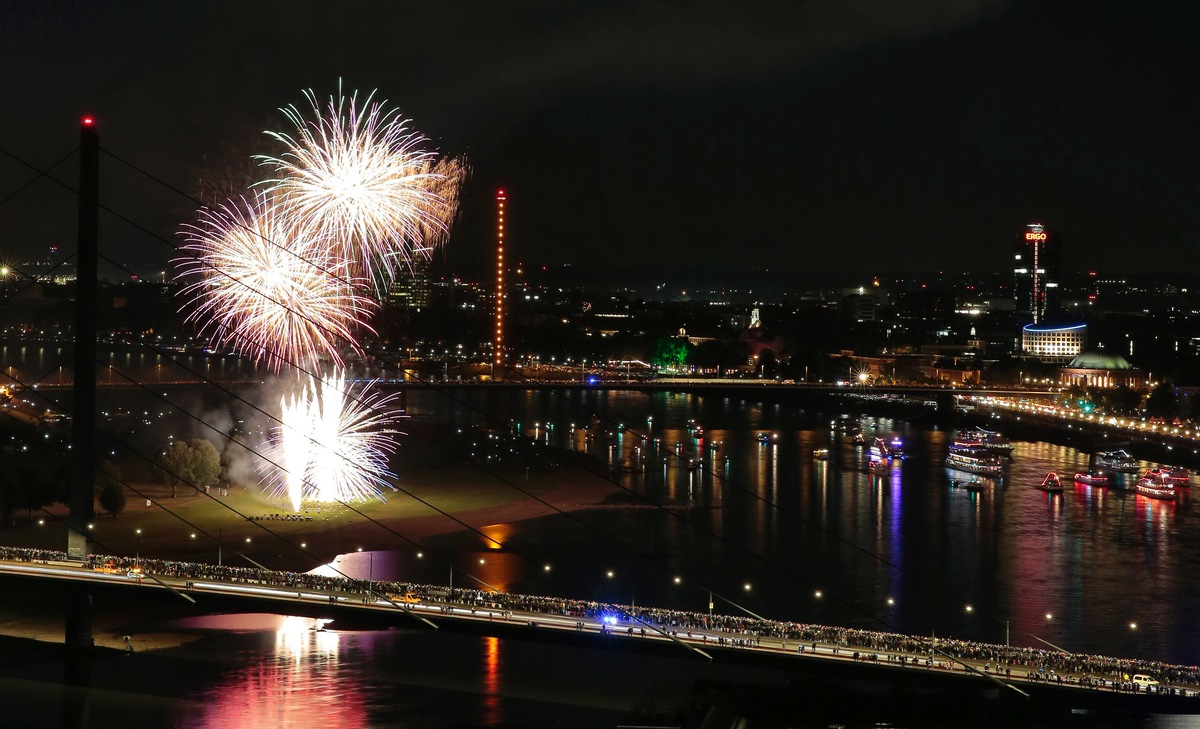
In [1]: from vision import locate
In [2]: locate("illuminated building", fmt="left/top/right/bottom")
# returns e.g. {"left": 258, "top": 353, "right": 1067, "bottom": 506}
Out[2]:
{"left": 1013, "top": 223, "right": 1061, "bottom": 324}
{"left": 386, "top": 246, "right": 432, "bottom": 313}
{"left": 494, "top": 189, "right": 506, "bottom": 376}
{"left": 1021, "top": 323, "right": 1085, "bottom": 362}
{"left": 1059, "top": 351, "right": 1142, "bottom": 389}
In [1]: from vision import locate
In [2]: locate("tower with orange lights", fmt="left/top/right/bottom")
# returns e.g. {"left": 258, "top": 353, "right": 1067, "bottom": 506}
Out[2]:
{"left": 493, "top": 189, "right": 506, "bottom": 378}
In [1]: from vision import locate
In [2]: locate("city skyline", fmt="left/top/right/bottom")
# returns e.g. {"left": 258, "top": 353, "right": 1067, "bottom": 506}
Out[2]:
{"left": 1, "top": 1, "right": 1198, "bottom": 278}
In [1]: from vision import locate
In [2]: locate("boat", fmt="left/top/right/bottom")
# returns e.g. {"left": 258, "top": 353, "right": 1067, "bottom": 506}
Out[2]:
{"left": 1037, "top": 471, "right": 1064, "bottom": 493}
{"left": 870, "top": 436, "right": 905, "bottom": 460}
{"left": 1134, "top": 471, "right": 1177, "bottom": 500}
{"left": 1093, "top": 450, "right": 1140, "bottom": 473}
{"left": 958, "top": 427, "right": 1013, "bottom": 454}
{"left": 1072, "top": 471, "right": 1109, "bottom": 486}
{"left": 812, "top": 448, "right": 830, "bottom": 460}
{"left": 945, "top": 450, "right": 1005, "bottom": 476}
{"left": 950, "top": 477, "right": 985, "bottom": 492}
{"left": 756, "top": 433, "right": 774, "bottom": 444}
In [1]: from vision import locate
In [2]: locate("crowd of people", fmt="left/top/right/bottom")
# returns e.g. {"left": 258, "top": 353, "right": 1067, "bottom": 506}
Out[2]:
{"left": 0, "top": 544, "right": 1194, "bottom": 693}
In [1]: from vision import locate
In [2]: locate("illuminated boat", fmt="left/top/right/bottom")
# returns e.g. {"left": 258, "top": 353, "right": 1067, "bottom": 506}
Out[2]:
{"left": 812, "top": 448, "right": 830, "bottom": 460}
{"left": 1072, "top": 471, "right": 1109, "bottom": 486}
{"left": 958, "top": 427, "right": 1013, "bottom": 454}
{"left": 945, "top": 450, "right": 1004, "bottom": 476}
{"left": 871, "top": 436, "right": 906, "bottom": 460}
{"left": 1134, "top": 471, "right": 1177, "bottom": 500}
{"left": 1094, "top": 450, "right": 1140, "bottom": 473}
{"left": 1037, "top": 471, "right": 1064, "bottom": 493}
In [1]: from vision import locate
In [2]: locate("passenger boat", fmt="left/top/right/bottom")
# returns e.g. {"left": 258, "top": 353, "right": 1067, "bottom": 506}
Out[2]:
{"left": 812, "top": 448, "right": 830, "bottom": 460}
{"left": 756, "top": 433, "right": 773, "bottom": 444}
{"left": 1134, "top": 472, "right": 1177, "bottom": 500}
{"left": 1093, "top": 449, "right": 1140, "bottom": 473}
{"left": 1072, "top": 471, "right": 1109, "bottom": 486}
{"left": 945, "top": 450, "right": 1005, "bottom": 476}
{"left": 870, "top": 436, "right": 906, "bottom": 461}
{"left": 1038, "top": 471, "right": 1064, "bottom": 493}
{"left": 958, "top": 427, "right": 1014, "bottom": 454}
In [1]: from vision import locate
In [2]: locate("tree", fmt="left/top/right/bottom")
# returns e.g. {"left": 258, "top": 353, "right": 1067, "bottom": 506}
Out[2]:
{"left": 189, "top": 438, "right": 221, "bottom": 494}
{"left": 1099, "top": 386, "right": 1141, "bottom": 416}
{"left": 15, "top": 466, "right": 55, "bottom": 522}
{"left": 650, "top": 338, "right": 692, "bottom": 372}
{"left": 155, "top": 438, "right": 221, "bottom": 497}
{"left": 96, "top": 460, "right": 126, "bottom": 518}
{"left": 1145, "top": 383, "right": 1179, "bottom": 420}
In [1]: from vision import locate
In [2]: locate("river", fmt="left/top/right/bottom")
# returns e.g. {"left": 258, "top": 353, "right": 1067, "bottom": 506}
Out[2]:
{"left": 2, "top": 382, "right": 1198, "bottom": 727}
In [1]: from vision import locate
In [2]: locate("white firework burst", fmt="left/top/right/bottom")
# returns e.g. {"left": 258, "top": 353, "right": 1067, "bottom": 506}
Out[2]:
{"left": 255, "top": 84, "right": 466, "bottom": 286}
{"left": 175, "top": 191, "right": 377, "bottom": 371}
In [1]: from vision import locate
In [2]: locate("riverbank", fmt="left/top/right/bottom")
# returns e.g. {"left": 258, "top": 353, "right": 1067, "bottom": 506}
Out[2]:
{"left": 0, "top": 420, "right": 625, "bottom": 574}
{"left": 0, "top": 584, "right": 202, "bottom": 653}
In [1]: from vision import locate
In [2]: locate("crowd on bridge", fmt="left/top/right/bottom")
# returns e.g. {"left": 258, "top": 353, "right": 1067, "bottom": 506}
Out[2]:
{"left": 0, "top": 544, "right": 1194, "bottom": 694}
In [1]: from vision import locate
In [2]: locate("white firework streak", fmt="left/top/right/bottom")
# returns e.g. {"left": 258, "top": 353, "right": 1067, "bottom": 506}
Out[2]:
{"left": 255, "top": 84, "right": 465, "bottom": 286}
{"left": 265, "top": 370, "right": 402, "bottom": 510}
{"left": 175, "top": 191, "right": 377, "bottom": 371}
{"left": 277, "top": 389, "right": 313, "bottom": 512}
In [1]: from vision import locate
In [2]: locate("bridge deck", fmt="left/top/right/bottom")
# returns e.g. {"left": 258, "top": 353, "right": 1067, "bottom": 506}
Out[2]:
{"left": 0, "top": 554, "right": 1195, "bottom": 703}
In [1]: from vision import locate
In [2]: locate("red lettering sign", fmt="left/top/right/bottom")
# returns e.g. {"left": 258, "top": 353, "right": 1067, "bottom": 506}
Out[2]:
{"left": 1025, "top": 232, "right": 1048, "bottom": 241}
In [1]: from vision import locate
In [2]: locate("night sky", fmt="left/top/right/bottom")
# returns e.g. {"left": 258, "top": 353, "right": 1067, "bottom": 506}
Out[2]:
{"left": 1, "top": 0, "right": 1197, "bottom": 281}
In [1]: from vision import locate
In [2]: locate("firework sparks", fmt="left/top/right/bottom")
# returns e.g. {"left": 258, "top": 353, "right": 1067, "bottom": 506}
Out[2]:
{"left": 265, "top": 371, "right": 402, "bottom": 507}
{"left": 255, "top": 85, "right": 466, "bottom": 286}
{"left": 175, "top": 192, "right": 377, "bottom": 371}
{"left": 177, "top": 84, "right": 462, "bottom": 510}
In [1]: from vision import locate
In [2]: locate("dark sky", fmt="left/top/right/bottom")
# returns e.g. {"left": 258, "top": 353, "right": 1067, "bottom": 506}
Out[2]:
{"left": 1, "top": 0, "right": 1197, "bottom": 281}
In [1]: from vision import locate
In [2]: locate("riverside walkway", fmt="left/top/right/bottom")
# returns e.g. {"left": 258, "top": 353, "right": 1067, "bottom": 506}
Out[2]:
{"left": 0, "top": 545, "right": 1196, "bottom": 700}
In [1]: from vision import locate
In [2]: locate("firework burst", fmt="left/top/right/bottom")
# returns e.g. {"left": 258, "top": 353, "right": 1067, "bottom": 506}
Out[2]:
{"left": 255, "top": 85, "right": 466, "bottom": 286}
{"left": 264, "top": 371, "right": 402, "bottom": 508}
{"left": 176, "top": 192, "right": 377, "bottom": 371}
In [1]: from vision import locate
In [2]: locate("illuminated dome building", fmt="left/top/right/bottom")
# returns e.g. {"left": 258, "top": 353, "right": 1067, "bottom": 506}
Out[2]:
{"left": 1059, "top": 351, "right": 1143, "bottom": 389}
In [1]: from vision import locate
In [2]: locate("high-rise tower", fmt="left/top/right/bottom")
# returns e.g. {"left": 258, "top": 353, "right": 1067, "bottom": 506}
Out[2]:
{"left": 494, "top": 189, "right": 506, "bottom": 376}
{"left": 1013, "top": 222, "right": 1061, "bottom": 324}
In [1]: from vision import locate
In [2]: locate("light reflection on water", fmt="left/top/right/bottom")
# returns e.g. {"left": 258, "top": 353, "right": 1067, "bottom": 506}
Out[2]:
{"left": 392, "top": 390, "right": 1200, "bottom": 665}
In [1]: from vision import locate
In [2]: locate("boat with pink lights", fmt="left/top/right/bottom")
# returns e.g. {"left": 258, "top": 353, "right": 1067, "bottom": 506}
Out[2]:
{"left": 1037, "top": 471, "right": 1064, "bottom": 493}
{"left": 1072, "top": 471, "right": 1109, "bottom": 486}
{"left": 1134, "top": 471, "right": 1177, "bottom": 500}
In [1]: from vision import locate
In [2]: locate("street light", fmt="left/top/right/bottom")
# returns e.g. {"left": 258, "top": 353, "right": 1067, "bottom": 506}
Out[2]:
{"left": 135, "top": 528, "right": 142, "bottom": 567}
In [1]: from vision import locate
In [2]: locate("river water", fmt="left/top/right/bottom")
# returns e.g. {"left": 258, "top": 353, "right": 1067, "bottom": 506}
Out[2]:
{"left": 3, "top": 381, "right": 1199, "bottom": 727}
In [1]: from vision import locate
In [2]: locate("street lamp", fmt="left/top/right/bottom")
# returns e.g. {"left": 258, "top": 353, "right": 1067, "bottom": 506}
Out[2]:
{"left": 135, "top": 528, "right": 141, "bottom": 567}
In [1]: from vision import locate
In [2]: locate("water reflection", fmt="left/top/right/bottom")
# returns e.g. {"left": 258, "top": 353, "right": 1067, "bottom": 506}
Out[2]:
{"left": 177, "top": 615, "right": 365, "bottom": 729}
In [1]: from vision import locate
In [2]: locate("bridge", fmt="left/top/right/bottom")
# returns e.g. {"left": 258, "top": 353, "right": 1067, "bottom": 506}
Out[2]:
{"left": 1, "top": 546, "right": 1197, "bottom": 715}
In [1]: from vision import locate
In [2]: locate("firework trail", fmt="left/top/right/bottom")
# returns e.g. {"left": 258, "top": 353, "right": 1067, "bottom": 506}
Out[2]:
{"left": 265, "top": 371, "right": 402, "bottom": 507}
{"left": 176, "top": 191, "right": 377, "bottom": 371}
{"left": 255, "top": 84, "right": 466, "bottom": 287}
